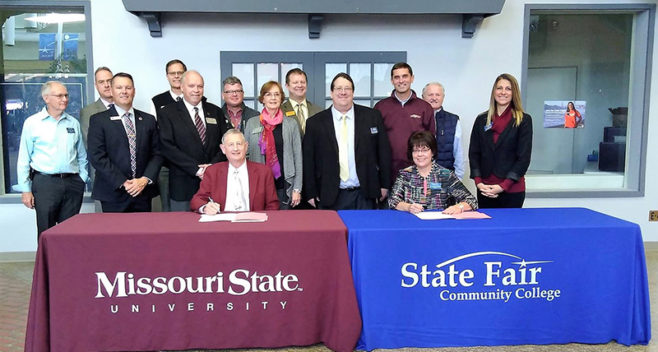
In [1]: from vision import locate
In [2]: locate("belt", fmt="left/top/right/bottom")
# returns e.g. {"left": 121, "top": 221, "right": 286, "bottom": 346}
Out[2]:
{"left": 33, "top": 170, "right": 78, "bottom": 178}
{"left": 340, "top": 186, "right": 360, "bottom": 191}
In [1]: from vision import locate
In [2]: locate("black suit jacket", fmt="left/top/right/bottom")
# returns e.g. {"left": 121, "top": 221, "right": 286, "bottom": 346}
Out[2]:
{"left": 302, "top": 104, "right": 392, "bottom": 208}
{"left": 469, "top": 112, "right": 533, "bottom": 181}
{"left": 88, "top": 106, "right": 162, "bottom": 202}
{"left": 158, "top": 100, "right": 230, "bottom": 201}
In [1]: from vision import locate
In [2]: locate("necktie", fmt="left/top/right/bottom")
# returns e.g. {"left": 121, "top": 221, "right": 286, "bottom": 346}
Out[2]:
{"left": 176, "top": 96, "right": 182, "bottom": 102}
{"left": 233, "top": 169, "right": 247, "bottom": 211}
{"left": 122, "top": 112, "right": 137, "bottom": 178}
{"left": 194, "top": 107, "right": 207, "bottom": 145}
{"left": 296, "top": 103, "right": 306, "bottom": 132}
{"left": 339, "top": 115, "right": 349, "bottom": 182}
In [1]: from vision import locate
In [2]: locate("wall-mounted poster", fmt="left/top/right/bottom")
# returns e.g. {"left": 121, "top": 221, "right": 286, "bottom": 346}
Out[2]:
{"left": 543, "top": 101, "right": 586, "bottom": 128}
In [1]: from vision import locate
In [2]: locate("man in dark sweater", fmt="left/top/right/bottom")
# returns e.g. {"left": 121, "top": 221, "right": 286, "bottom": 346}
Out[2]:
{"left": 150, "top": 59, "right": 187, "bottom": 212}
{"left": 422, "top": 82, "right": 464, "bottom": 179}
{"left": 374, "top": 62, "right": 435, "bottom": 183}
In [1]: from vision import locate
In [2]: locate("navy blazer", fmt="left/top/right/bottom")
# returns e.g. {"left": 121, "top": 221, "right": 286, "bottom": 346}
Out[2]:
{"left": 302, "top": 104, "right": 392, "bottom": 208}
{"left": 88, "top": 105, "right": 162, "bottom": 202}
{"left": 158, "top": 100, "right": 230, "bottom": 201}
{"left": 468, "top": 112, "right": 533, "bottom": 182}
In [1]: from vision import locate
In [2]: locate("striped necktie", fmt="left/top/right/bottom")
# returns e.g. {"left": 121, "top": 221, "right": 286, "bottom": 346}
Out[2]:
{"left": 122, "top": 112, "right": 137, "bottom": 178}
{"left": 194, "top": 107, "right": 207, "bottom": 145}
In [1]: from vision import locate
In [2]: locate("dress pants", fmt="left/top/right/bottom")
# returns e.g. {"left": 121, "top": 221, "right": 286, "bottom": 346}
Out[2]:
{"left": 320, "top": 188, "right": 376, "bottom": 210}
{"left": 477, "top": 190, "right": 525, "bottom": 208}
{"left": 31, "top": 173, "right": 85, "bottom": 237}
{"left": 170, "top": 199, "right": 191, "bottom": 212}
{"left": 157, "top": 167, "right": 170, "bottom": 212}
{"left": 101, "top": 197, "right": 151, "bottom": 213}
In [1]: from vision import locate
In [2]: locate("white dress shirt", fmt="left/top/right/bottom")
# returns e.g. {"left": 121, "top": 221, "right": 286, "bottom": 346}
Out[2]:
{"left": 331, "top": 105, "right": 359, "bottom": 188}
{"left": 224, "top": 161, "right": 250, "bottom": 211}
{"left": 183, "top": 99, "right": 205, "bottom": 128}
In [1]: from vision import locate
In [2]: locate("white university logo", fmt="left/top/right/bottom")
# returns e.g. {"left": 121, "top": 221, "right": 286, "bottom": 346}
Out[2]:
{"left": 94, "top": 269, "right": 302, "bottom": 314}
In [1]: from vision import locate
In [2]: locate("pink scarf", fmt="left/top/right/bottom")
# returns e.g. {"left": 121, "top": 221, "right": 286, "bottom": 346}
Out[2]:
{"left": 259, "top": 108, "right": 284, "bottom": 179}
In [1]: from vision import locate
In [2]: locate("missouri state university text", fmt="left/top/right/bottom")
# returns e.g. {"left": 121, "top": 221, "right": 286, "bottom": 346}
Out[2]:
{"left": 95, "top": 270, "right": 302, "bottom": 298}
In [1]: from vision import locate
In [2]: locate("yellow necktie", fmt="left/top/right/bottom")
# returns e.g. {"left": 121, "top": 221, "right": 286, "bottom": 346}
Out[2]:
{"left": 339, "top": 115, "right": 349, "bottom": 182}
{"left": 296, "top": 103, "right": 306, "bottom": 132}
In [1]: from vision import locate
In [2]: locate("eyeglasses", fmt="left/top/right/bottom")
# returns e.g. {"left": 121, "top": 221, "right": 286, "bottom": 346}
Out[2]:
{"left": 167, "top": 71, "right": 184, "bottom": 77}
{"left": 49, "top": 94, "right": 69, "bottom": 99}
{"left": 223, "top": 89, "right": 244, "bottom": 95}
{"left": 412, "top": 147, "right": 431, "bottom": 154}
{"left": 333, "top": 86, "right": 353, "bottom": 93}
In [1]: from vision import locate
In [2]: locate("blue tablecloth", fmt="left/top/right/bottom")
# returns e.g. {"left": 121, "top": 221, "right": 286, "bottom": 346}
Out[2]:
{"left": 340, "top": 208, "right": 651, "bottom": 350}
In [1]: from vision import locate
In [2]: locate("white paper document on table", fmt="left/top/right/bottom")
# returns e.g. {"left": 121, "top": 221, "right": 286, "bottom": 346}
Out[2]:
{"left": 414, "top": 212, "right": 455, "bottom": 220}
{"left": 414, "top": 211, "right": 491, "bottom": 220}
{"left": 199, "top": 212, "right": 269, "bottom": 223}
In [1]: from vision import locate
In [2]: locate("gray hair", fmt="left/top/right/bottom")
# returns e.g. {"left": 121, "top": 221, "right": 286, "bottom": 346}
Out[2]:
{"left": 41, "top": 81, "right": 63, "bottom": 98}
{"left": 222, "top": 76, "right": 242, "bottom": 87}
{"left": 421, "top": 82, "right": 445, "bottom": 97}
{"left": 221, "top": 128, "right": 245, "bottom": 144}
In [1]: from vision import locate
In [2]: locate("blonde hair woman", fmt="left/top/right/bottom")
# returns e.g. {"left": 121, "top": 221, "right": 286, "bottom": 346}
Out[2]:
{"left": 468, "top": 73, "right": 532, "bottom": 208}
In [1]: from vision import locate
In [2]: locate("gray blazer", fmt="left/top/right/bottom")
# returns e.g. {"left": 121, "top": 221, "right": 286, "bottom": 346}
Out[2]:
{"left": 79, "top": 98, "right": 107, "bottom": 147}
{"left": 244, "top": 116, "right": 303, "bottom": 199}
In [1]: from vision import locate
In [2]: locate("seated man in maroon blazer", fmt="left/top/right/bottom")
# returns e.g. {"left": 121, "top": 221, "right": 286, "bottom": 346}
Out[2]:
{"left": 190, "top": 129, "right": 279, "bottom": 213}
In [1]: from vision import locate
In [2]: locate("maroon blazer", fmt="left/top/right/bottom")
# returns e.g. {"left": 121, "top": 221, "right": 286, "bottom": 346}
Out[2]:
{"left": 190, "top": 160, "right": 280, "bottom": 212}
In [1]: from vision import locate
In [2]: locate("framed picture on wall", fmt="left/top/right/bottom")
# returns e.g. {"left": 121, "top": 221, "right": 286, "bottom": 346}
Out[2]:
{"left": 543, "top": 100, "right": 586, "bottom": 128}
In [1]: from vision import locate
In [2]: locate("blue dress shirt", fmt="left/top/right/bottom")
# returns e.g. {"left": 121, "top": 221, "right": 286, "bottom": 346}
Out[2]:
{"left": 16, "top": 107, "right": 89, "bottom": 192}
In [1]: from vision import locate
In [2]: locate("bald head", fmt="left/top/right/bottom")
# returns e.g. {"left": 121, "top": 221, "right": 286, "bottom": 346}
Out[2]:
{"left": 181, "top": 70, "right": 204, "bottom": 106}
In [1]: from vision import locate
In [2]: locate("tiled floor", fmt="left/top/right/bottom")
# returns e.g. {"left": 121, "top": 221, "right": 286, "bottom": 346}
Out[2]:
{"left": 2, "top": 250, "right": 656, "bottom": 352}
{"left": 0, "top": 262, "right": 32, "bottom": 351}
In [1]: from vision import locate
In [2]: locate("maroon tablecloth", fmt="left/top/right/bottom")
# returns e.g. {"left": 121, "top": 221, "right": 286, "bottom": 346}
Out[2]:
{"left": 25, "top": 210, "right": 361, "bottom": 352}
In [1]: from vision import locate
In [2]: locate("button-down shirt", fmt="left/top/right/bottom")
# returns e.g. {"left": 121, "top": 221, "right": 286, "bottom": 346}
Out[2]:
{"left": 331, "top": 105, "right": 359, "bottom": 188}
{"left": 224, "top": 161, "right": 250, "bottom": 211}
{"left": 16, "top": 107, "right": 89, "bottom": 192}
{"left": 394, "top": 91, "right": 412, "bottom": 107}
{"left": 149, "top": 89, "right": 183, "bottom": 117}
{"left": 290, "top": 99, "right": 309, "bottom": 122}
{"left": 183, "top": 99, "right": 205, "bottom": 128}
{"left": 435, "top": 107, "right": 464, "bottom": 179}
{"left": 113, "top": 105, "right": 136, "bottom": 137}
{"left": 226, "top": 107, "right": 243, "bottom": 130}
{"left": 100, "top": 97, "right": 112, "bottom": 110}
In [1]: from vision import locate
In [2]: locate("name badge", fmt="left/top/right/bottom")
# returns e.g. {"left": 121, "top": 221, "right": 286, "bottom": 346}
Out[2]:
{"left": 110, "top": 116, "right": 122, "bottom": 121}
{"left": 285, "top": 111, "right": 296, "bottom": 117}
{"left": 370, "top": 127, "right": 378, "bottom": 134}
{"left": 66, "top": 127, "right": 75, "bottom": 134}
{"left": 206, "top": 118, "right": 217, "bottom": 124}
{"left": 410, "top": 114, "right": 421, "bottom": 119}
{"left": 429, "top": 182, "right": 442, "bottom": 190}
{"left": 484, "top": 122, "right": 492, "bottom": 132}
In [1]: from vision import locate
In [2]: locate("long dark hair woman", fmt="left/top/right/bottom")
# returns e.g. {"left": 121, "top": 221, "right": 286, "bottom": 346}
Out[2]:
{"left": 564, "top": 101, "right": 582, "bottom": 128}
{"left": 468, "top": 73, "right": 532, "bottom": 208}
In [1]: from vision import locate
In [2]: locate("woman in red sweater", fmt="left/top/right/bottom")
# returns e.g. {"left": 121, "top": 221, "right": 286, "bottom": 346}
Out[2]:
{"left": 564, "top": 101, "right": 582, "bottom": 128}
{"left": 468, "top": 73, "right": 533, "bottom": 208}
